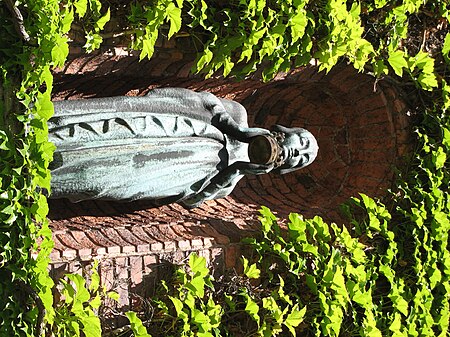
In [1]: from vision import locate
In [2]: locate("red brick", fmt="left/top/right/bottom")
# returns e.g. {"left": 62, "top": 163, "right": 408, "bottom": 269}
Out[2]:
{"left": 122, "top": 245, "right": 136, "bottom": 253}
{"left": 335, "top": 145, "right": 351, "bottom": 164}
{"left": 115, "top": 257, "right": 130, "bottom": 309}
{"left": 164, "top": 241, "right": 176, "bottom": 251}
{"left": 129, "top": 256, "right": 143, "bottom": 285}
{"left": 107, "top": 246, "right": 121, "bottom": 254}
{"left": 56, "top": 233, "right": 81, "bottom": 250}
{"left": 356, "top": 94, "right": 387, "bottom": 113}
{"left": 150, "top": 242, "right": 164, "bottom": 252}
{"left": 191, "top": 239, "right": 204, "bottom": 248}
{"left": 194, "top": 224, "right": 230, "bottom": 245}
{"left": 143, "top": 255, "right": 158, "bottom": 274}
{"left": 177, "top": 240, "right": 191, "bottom": 251}
{"left": 224, "top": 245, "right": 241, "bottom": 269}
{"left": 78, "top": 248, "right": 92, "bottom": 260}
{"left": 62, "top": 249, "right": 77, "bottom": 260}
{"left": 137, "top": 244, "right": 151, "bottom": 253}
{"left": 50, "top": 249, "right": 62, "bottom": 262}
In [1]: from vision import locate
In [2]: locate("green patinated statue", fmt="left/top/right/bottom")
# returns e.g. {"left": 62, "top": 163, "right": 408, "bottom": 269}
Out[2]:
{"left": 49, "top": 88, "right": 318, "bottom": 208}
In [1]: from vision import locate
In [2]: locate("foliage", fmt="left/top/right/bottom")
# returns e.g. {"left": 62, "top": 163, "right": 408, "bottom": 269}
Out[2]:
{"left": 121, "top": 0, "right": 447, "bottom": 88}
{"left": 141, "top": 252, "right": 305, "bottom": 336}
{"left": 47, "top": 260, "right": 119, "bottom": 337}
{"left": 131, "top": 189, "right": 448, "bottom": 336}
{"left": 128, "top": 0, "right": 183, "bottom": 60}
{"left": 0, "top": 0, "right": 109, "bottom": 336}
{"left": 1, "top": 0, "right": 450, "bottom": 337}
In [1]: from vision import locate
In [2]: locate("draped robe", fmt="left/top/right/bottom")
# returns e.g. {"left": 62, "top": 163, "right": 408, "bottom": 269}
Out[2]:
{"left": 49, "top": 88, "right": 251, "bottom": 207}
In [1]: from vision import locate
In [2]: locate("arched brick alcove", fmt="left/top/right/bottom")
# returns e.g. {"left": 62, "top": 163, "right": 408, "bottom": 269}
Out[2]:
{"left": 50, "top": 59, "right": 410, "bottom": 225}
{"left": 48, "top": 51, "right": 411, "bottom": 321}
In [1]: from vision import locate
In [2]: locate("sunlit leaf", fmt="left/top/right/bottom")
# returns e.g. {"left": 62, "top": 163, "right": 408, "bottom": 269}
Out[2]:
{"left": 388, "top": 50, "right": 408, "bottom": 77}
{"left": 284, "top": 304, "right": 307, "bottom": 336}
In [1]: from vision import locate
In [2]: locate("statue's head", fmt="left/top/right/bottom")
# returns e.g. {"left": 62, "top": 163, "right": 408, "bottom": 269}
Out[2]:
{"left": 271, "top": 125, "right": 319, "bottom": 175}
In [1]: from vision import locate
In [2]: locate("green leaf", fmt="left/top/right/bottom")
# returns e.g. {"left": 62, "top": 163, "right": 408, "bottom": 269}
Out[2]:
{"left": 223, "top": 56, "right": 234, "bottom": 77}
{"left": 442, "top": 32, "right": 450, "bottom": 62}
{"left": 243, "top": 294, "right": 260, "bottom": 324}
{"left": 195, "top": 48, "right": 213, "bottom": 72}
{"left": 189, "top": 253, "right": 209, "bottom": 277}
{"left": 89, "top": 264, "right": 100, "bottom": 292}
{"left": 96, "top": 8, "right": 110, "bottom": 30}
{"left": 284, "top": 304, "right": 306, "bottom": 336}
{"left": 107, "top": 291, "right": 120, "bottom": 302}
{"left": 242, "top": 257, "right": 261, "bottom": 279}
{"left": 74, "top": 0, "right": 88, "bottom": 17}
{"left": 51, "top": 36, "right": 69, "bottom": 68}
{"left": 89, "top": 295, "right": 101, "bottom": 309}
{"left": 169, "top": 296, "right": 184, "bottom": 316}
{"left": 418, "top": 72, "right": 438, "bottom": 90}
{"left": 166, "top": 3, "right": 182, "bottom": 39}
{"left": 442, "top": 127, "right": 450, "bottom": 149}
{"left": 66, "top": 274, "right": 90, "bottom": 304}
{"left": 192, "top": 308, "right": 210, "bottom": 325}
{"left": 289, "top": 10, "right": 308, "bottom": 43}
{"left": 61, "top": 8, "right": 74, "bottom": 34}
{"left": 126, "top": 312, "right": 152, "bottom": 337}
{"left": 388, "top": 50, "right": 408, "bottom": 77}
{"left": 80, "top": 314, "right": 102, "bottom": 337}
{"left": 140, "top": 35, "right": 156, "bottom": 60}
{"left": 433, "top": 147, "right": 446, "bottom": 170}
{"left": 187, "top": 275, "right": 205, "bottom": 298}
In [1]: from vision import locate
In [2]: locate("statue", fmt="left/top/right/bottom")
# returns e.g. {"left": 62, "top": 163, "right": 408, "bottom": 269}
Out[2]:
{"left": 49, "top": 88, "right": 318, "bottom": 208}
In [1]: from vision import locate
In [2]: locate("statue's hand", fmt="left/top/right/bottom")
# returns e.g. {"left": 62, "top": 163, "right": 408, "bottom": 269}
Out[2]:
{"left": 182, "top": 193, "right": 206, "bottom": 209}
{"left": 234, "top": 161, "right": 274, "bottom": 175}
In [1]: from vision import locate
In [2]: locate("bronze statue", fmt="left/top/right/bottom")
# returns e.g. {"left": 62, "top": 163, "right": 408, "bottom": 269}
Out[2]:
{"left": 49, "top": 88, "right": 318, "bottom": 208}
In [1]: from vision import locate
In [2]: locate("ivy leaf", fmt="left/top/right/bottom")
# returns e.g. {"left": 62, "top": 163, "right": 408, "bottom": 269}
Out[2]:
{"left": 187, "top": 276, "right": 205, "bottom": 298}
{"left": 195, "top": 48, "right": 213, "bottom": 72}
{"left": 126, "top": 312, "right": 152, "bottom": 337}
{"left": 284, "top": 304, "right": 307, "bottom": 336}
{"left": 80, "top": 315, "right": 102, "bottom": 337}
{"left": 243, "top": 293, "right": 260, "bottom": 324}
{"left": 166, "top": 3, "right": 182, "bottom": 39}
{"left": 223, "top": 56, "right": 234, "bottom": 77}
{"left": 189, "top": 253, "right": 209, "bottom": 277}
{"left": 169, "top": 296, "right": 184, "bottom": 316}
{"left": 95, "top": 8, "right": 110, "bottom": 30}
{"left": 442, "top": 32, "right": 450, "bottom": 63}
{"left": 388, "top": 50, "right": 408, "bottom": 77}
{"left": 192, "top": 308, "right": 209, "bottom": 325}
{"left": 107, "top": 291, "right": 120, "bottom": 302}
{"left": 418, "top": 72, "right": 438, "bottom": 91}
{"left": 84, "top": 32, "right": 103, "bottom": 53}
{"left": 51, "top": 36, "right": 69, "bottom": 68}
{"left": 61, "top": 8, "right": 74, "bottom": 34}
{"left": 89, "top": 295, "right": 101, "bottom": 309}
{"left": 66, "top": 274, "right": 90, "bottom": 304}
{"left": 242, "top": 257, "right": 260, "bottom": 279}
{"left": 89, "top": 265, "right": 100, "bottom": 292}
{"left": 289, "top": 10, "right": 308, "bottom": 43}
{"left": 442, "top": 127, "right": 450, "bottom": 149}
{"left": 74, "top": 0, "right": 88, "bottom": 17}
{"left": 442, "top": 81, "right": 450, "bottom": 112}
{"left": 433, "top": 146, "right": 446, "bottom": 170}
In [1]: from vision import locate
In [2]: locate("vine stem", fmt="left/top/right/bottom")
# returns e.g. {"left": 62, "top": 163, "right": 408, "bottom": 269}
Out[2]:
{"left": 16, "top": 279, "right": 46, "bottom": 337}
{"left": 4, "top": 0, "right": 31, "bottom": 43}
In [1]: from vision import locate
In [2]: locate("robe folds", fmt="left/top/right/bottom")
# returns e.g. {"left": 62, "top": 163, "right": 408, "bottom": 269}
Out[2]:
{"left": 49, "top": 88, "right": 249, "bottom": 205}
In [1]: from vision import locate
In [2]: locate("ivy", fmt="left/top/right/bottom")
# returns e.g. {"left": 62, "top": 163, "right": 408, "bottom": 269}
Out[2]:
{"left": 2, "top": 0, "right": 450, "bottom": 336}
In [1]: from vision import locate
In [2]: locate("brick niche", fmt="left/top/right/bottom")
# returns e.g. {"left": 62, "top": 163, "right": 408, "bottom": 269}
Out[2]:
{"left": 48, "top": 46, "right": 411, "bottom": 326}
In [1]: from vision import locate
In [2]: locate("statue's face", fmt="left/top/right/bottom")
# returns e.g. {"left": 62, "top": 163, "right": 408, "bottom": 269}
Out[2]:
{"left": 272, "top": 126, "right": 318, "bottom": 174}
